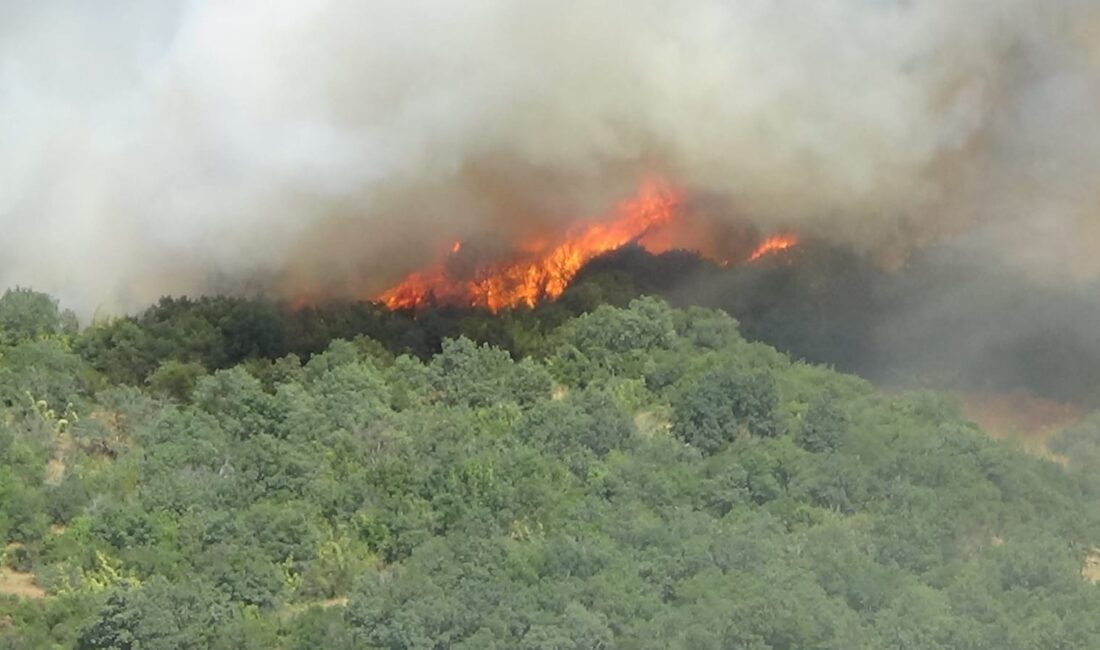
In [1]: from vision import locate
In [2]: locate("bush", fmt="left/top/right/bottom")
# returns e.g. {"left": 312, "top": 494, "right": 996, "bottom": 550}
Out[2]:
{"left": 672, "top": 365, "right": 779, "bottom": 453}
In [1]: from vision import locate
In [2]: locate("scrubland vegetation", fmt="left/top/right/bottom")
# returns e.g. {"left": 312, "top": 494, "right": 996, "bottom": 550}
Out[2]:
{"left": 2, "top": 287, "right": 1100, "bottom": 648}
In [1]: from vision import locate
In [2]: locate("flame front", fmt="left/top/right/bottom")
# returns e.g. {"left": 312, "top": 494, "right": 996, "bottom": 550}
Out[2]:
{"left": 747, "top": 234, "right": 799, "bottom": 262}
{"left": 380, "top": 180, "right": 679, "bottom": 311}
{"left": 378, "top": 180, "right": 798, "bottom": 312}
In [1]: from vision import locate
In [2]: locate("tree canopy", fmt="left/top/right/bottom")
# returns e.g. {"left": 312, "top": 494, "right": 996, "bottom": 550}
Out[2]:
{"left": 1, "top": 289, "right": 1100, "bottom": 648}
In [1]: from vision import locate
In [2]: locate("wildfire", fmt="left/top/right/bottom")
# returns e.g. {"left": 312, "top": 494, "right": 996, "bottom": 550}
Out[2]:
{"left": 747, "top": 234, "right": 799, "bottom": 262}
{"left": 378, "top": 180, "right": 798, "bottom": 312}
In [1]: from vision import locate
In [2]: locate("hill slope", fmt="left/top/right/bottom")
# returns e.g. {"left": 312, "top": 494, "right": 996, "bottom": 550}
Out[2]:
{"left": 2, "top": 291, "right": 1100, "bottom": 648}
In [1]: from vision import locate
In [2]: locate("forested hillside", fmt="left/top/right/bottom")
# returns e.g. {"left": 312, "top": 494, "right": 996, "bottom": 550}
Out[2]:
{"left": 3, "top": 287, "right": 1100, "bottom": 648}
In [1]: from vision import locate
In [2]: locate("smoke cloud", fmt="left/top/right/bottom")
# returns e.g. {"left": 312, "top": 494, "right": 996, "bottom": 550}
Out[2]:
{"left": 2, "top": 0, "right": 1099, "bottom": 313}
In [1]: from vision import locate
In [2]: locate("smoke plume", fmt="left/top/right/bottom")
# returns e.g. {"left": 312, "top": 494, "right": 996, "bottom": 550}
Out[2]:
{"left": 2, "top": 0, "right": 1100, "bottom": 313}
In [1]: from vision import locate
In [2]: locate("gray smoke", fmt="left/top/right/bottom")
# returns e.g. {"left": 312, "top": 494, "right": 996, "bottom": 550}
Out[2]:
{"left": 2, "top": 0, "right": 1099, "bottom": 313}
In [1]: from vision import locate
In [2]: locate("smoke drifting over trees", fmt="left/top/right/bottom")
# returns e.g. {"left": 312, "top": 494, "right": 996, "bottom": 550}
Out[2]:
{"left": 577, "top": 242, "right": 1100, "bottom": 405}
{"left": 3, "top": 0, "right": 1100, "bottom": 312}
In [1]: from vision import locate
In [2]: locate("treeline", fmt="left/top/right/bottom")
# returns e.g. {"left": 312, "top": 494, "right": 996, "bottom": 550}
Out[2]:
{"left": 2, "top": 288, "right": 1100, "bottom": 648}
{"left": 66, "top": 288, "right": 624, "bottom": 389}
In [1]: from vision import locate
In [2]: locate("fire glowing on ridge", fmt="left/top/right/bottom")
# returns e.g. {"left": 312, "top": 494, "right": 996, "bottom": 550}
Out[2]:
{"left": 378, "top": 179, "right": 798, "bottom": 312}
{"left": 747, "top": 234, "right": 799, "bottom": 262}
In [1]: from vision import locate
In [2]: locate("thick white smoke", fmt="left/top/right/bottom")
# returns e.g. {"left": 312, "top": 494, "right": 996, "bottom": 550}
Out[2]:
{"left": 2, "top": 0, "right": 1098, "bottom": 313}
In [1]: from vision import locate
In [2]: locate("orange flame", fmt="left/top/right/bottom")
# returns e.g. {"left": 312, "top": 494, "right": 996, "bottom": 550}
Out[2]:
{"left": 378, "top": 180, "right": 798, "bottom": 312}
{"left": 747, "top": 234, "right": 798, "bottom": 262}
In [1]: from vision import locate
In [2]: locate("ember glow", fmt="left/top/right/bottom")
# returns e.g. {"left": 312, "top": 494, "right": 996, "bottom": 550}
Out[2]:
{"left": 379, "top": 180, "right": 798, "bottom": 312}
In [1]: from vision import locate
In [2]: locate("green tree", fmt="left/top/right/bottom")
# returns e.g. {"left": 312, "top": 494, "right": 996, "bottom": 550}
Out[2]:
{"left": 147, "top": 360, "right": 207, "bottom": 402}
{"left": 76, "top": 578, "right": 238, "bottom": 650}
{"left": 672, "top": 365, "right": 779, "bottom": 453}
{"left": 0, "top": 288, "right": 62, "bottom": 346}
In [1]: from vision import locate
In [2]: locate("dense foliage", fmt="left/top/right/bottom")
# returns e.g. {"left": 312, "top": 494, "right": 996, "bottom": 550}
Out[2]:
{"left": 2, "top": 287, "right": 1100, "bottom": 648}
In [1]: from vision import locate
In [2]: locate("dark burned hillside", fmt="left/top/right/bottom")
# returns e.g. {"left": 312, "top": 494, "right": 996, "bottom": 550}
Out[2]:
{"left": 4, "top": 288, "right": 1100, "bottom": 648}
